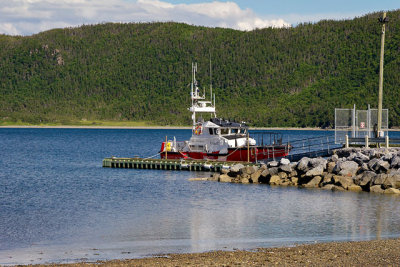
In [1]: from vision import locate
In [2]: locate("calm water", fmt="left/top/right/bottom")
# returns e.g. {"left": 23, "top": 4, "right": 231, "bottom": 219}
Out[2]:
{"left": 1, "top": 128, "right": 400, "bottom": 265}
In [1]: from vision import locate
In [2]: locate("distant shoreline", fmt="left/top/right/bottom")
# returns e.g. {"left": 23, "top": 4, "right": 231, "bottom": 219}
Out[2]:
{"left": 0, "top": 125, "right": 331, "bottom": 130}
{"left": 2, "top": 125, "right": 400, "bottom": 131}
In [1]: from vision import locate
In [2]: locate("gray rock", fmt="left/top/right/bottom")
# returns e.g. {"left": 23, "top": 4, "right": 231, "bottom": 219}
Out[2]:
{"left": 279, "top": 164, "right": 292, "bottom": 173}
{"left": 354, "top": 171, "right": 376, "bottom": 187}
{"left": 244, "top": 165, "right": 259, "bottom": 175}
{"left": 382, "top": 153, "right": 393, "bottom": 162}
{"left": 309, "top": 158, "right": 327, "bottom": 169}
{"left": 370, "top": 185, "right": 384, "bottom": 193}
{"left": 356, "top": 151, "right": 370, "bottom": 162}
{"left": 375, "top": 160, "right": 390, "bottom": 173}
{"left": 269, "top": 175, "right": 281, "bottom": 185}
{"left": 268, "top": 167, "right": 279, "bottom": 176}
{"left": 297, "top": 157, "right": 311, "bottom": 172}
{"left": 390, "top": 156, "right": 400, "bottom": 168}
{"left": 290, "top": 177, "right": 298, "bottom": 185}
{"left": 268, "top": 161, "right": 279, "bottom": 167}
{"left": 231, "top": 163, "right": 244, "bottom": 173}
{"left": 209, "top": 173, "right": 220, "bottom": 181}
{"left": 304, "top": 176, "right": 322, "bottom": 188}
{"left": 333, "top": 175, "right": 354, "bottom": 189}
{"left": 383, "top": 172, "right": 400, "bottom": 189}
{"left": 330, "top": 154, "right": 339, "bottom": 162}
{"left": 372, "top": 174, "right": 388, "bottom": 185}
{"left": 241, "top": 178, "right": 250, "bottom": 184}
{"left": 278, "top": 172, "right": 288, "bottom": 179}
{"left": 219, "top": 174, "right": 232, "bottom": 183}
{"left": 280, "top": 158, "right": 290, "bottom": 165}
{"left": 260, "top": 169, "right": 270, "bottom": 178}
{"left": 327, "top": 161, "right": 336, "bottom": 173}
{"left": 250, "top": 171, "right": 262, "bottom": 183}
{"left": 338, "top": 161, "right": 359, "bottom": 177}
{"left": 331, "top": 185, "right": 346, "bottom": 191}
{"left": 322, "top": 184, "right": 335, "bottom": 190}
{"left": 305, "top": 165, "right": 324, "bottom": 177}
{"left": 368, "top": 158, "right": 380, "bottom": 171}
{"left": 384, "top": 188, "right": 400, "bottom": 194}
{"left": 347, "top": 184, "right": 363, "bottom": 192}
{"left": 221, "top": 168, "right": 230, "bottom": 174}
{"left": 360, "top": 163, "right": 369, "bottom": 173}
{"left": 321, "top": 173, "right": 333, "bottom": 185}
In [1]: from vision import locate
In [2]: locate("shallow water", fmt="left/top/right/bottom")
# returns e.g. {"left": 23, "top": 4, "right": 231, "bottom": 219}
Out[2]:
{"left": 1, "top": 128, "right": 400, "bottom": 265}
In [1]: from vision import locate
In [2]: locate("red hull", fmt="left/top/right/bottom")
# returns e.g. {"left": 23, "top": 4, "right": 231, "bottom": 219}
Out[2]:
{"left": 160, "top": 146, "right": 290, "bottom": 162}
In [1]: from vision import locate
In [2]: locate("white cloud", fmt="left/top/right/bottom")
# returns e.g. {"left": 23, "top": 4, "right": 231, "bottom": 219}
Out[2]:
{"left": 0, "top": 0, "right": 290, "bottom": 36}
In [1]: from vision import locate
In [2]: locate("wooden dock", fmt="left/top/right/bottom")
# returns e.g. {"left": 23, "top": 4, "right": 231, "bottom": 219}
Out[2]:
{"left": 103, "top": 157, "right": 257, "bottom": 172}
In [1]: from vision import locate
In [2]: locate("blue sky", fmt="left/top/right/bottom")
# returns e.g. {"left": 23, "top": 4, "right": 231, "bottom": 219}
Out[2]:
{"left": 0, "top": 0, "right": 398, "bottom": 36}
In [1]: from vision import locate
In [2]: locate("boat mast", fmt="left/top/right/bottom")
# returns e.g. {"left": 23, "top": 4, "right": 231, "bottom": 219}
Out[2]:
{"left": 189, "top": 62, "right": 216, "bottom": 129}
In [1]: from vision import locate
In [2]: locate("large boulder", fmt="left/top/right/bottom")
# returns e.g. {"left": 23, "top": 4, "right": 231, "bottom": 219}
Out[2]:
{"left": 268, "top": 167, "right": 279, "bottom": 176}
{"left": 390, "top": 156, "right": 400, "bottom": 168}
{"left": 372, "top": 174, "right": 388, "bottom": 185}
{"left": 231, "top": 163, "right": 245, "bottom": 173}
{"left": 305, "top": 165, "right": 324, "bottom": 177}
{"left": 330, "top": 154, "right": 339, "bottom": 162}
{"left": 347, "top": 184, "right": 363, "bottom": 192}
{"left": 268, "top": 161, "right": 279, "bottom": 167}
{"left": 304, "top": 176, "right": 322, "bottom": 188}
{"left": 280, "top": 158, "right": 290, "bottom": 165}
{"left": 370, "top": 185, "right": 384, "bottom": 193}
{"left": 219, "top": 174, "right": 232, "bottom": 183}
{"left": 244, "top": 165, "right": 259, "bottom": 175}
{"left": 375, "top": 160, "right": 390, "bottom": 173}
{"left": 269, "top": 175, "right": 281, "bottom": 185}
{"left": 327, "top": 161, "right": 336, "bottom": 173}
{"left": 354, "top": 171, "right": 376, "bottom": 187}
{"left": 250, "top": 170, "right": 262, "bottom": 183}
{"left": 384, "top": 188, "right": 400, "bottom": 194}
{"left": 383, "top": 172, "right": 400, "bottom": 189}
{"left": 279, "top": 164, "right": 292, "bottom": 173}
{"left": 309, "top": 158, "right": 327, "bottom": 169}
{"left": 368, "top": 158, "right": 380, "bottom": 171}
{"left": 333, "top": 175, "right": 354, "bottom": 189}
{"left": 338, "top": 161, "right": 359, "bottom": 177}
{"left": 296, "top": 157, "right": 311, "bottom": 172}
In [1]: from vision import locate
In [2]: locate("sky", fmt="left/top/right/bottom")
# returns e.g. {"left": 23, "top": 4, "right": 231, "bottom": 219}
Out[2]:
{"left": 0, "top": 0, "right": 398, "bottom": 36}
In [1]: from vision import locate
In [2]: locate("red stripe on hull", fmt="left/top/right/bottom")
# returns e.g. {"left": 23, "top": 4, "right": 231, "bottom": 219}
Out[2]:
{"left": 160, "top": 146, "right": 290, "bottom": 162}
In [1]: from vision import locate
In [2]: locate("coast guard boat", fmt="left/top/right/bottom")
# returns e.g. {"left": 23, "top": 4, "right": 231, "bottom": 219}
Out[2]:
{"left": 160, "top": 63, "right": 291, "bottom": 162}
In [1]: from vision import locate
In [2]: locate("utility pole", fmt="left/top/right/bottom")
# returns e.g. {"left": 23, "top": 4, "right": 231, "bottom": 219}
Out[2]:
{"left": 377, "top": 12, "right": 388, "bottom": 137}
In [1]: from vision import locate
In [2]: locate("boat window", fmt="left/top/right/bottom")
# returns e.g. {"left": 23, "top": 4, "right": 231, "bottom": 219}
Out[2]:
{"left": 214, "top": 128, "right": 219, "bottom": 135}
{"left": 221, "top": 128, "right": 229, "bottom": 135}
{"left": 209, "top": 128, "right": 213, "bottom": 135}
{"left": 231, "top": 128, "right": 238, "bottom": 134}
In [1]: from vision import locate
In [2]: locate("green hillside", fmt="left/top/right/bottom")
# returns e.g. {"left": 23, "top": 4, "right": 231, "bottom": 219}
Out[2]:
{"left": 1, "top": 10, "right": 400, "bottom": 127}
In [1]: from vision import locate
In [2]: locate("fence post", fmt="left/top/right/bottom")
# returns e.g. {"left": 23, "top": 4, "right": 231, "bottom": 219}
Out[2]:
{"left": 365, "top": 135, "right": 369, "bottom": 148}
{"left": 386, "top": 135, "right": 389, "bottom": 148}
{"left": 345, "top": 135, "right": 349, "bottom": 148}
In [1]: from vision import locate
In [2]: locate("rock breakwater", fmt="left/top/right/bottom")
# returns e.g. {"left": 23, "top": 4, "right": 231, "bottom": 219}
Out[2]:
{"left": 209, "top": 148, "right": 400, "bottom": 194}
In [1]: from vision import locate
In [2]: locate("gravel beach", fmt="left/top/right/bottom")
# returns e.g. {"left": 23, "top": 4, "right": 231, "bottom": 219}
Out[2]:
{"left": 38, "top": 238, "right": 400, "bottom": 266}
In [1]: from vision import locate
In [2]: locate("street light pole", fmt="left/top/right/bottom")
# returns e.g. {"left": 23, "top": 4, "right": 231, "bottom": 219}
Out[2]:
{"left": 377, "top": 12, "right": 388, "bottom": 137}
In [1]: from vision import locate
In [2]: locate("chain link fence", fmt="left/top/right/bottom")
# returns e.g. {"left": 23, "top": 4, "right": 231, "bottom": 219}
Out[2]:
{"left": 335, "top": 107, "right": 388, "bottom": 144}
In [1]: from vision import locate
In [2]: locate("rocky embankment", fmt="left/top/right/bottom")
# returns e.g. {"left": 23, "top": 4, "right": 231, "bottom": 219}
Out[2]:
{"left": 209, "top": 148, "right": 400, "bottom": 194}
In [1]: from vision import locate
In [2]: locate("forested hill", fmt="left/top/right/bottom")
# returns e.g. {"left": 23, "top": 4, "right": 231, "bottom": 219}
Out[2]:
{"left": 1, "top": 10, "right": 400, "bottom": 127}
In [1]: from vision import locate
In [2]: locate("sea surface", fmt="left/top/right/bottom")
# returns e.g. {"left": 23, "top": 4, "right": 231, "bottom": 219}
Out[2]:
{"left": 1, "top": 128, "right": 400, "bottom": 265}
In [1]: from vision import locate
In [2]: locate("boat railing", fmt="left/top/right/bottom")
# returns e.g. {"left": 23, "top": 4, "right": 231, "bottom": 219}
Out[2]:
{"left": 249, "top": 131, "right": 284, "bottom": 146}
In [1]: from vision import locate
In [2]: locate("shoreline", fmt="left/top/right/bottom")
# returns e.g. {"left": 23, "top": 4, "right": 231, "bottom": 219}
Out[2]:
{"left": 35, "top": 238, "right": 400, "bottom": 266}
{"left": 1, "top": 124, "right": 400, "bottom": 131}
